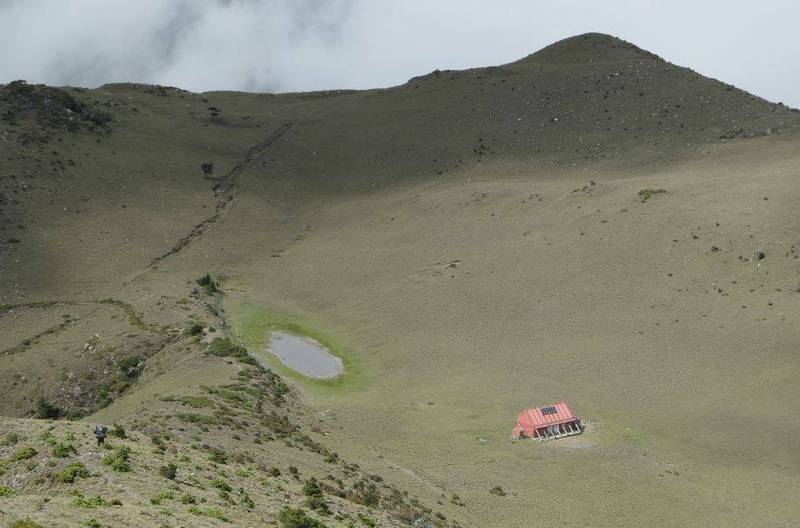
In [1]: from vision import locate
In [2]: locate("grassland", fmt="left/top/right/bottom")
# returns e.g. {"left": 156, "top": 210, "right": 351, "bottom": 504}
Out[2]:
{"left": 1, "top": 33, "right": 799, "bottom": 527}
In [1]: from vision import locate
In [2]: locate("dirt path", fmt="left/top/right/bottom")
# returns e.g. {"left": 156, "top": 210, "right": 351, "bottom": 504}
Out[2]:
{"left": 145, "top": 123, "right": 292, "bottom": 270}
{"left": 0, "top": 298, "right": 157, "bottom": 356}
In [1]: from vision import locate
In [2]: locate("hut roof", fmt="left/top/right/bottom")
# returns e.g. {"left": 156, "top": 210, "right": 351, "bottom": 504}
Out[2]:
{"left": 516, "top": 401, "right": 577, "bottom": 430}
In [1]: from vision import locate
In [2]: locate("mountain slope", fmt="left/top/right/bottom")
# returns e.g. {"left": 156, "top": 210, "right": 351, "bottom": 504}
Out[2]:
{"left": 1, "top": 33, "right": 799, "bottom": 528}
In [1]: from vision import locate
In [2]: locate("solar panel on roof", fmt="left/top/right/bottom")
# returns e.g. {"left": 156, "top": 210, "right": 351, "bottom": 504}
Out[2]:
{"left": 541, "top": 406, "right": 558, "bottom": 415}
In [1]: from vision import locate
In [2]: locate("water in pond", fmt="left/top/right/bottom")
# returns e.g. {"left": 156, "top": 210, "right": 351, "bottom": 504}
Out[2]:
{"left": 267, "top": 331, "right": 343, "bottom": 378}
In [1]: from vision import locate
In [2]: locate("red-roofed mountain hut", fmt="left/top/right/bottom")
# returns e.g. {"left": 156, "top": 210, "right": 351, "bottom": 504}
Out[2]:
{"left": 511, "top": 401, "right": 582, "bottom": 440}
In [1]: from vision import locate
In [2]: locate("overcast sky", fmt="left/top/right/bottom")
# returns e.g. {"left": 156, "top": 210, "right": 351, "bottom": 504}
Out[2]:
{"left": 1, "top": 0, "right": 798, "bottom": 107}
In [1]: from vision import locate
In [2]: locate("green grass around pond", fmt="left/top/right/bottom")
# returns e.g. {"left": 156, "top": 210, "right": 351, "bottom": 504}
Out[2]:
{"left": 230, "top": 306, "right": 366, "bottom": 394}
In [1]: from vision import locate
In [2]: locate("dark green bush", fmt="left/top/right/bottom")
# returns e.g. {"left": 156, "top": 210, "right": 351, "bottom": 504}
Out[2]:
{"left": 159, "top": 463, "right": 177, "bottom": 480}
{"left": 10, "top": 519, "right": 44, "bottom": 528}
{"left": 209, "top": 448, "right": 228, "bottom": 464}
{"left": 302, "top": 477, "right": 329, "bottom": 513}
{"left": 102, "top": 446, "right": 131, "bottom": 472}
{"left": 279, "top": 507, "right": 327, "bottom": 528}
{"left": 181, "top": 493, "right": 197, "bottom": 504}
{"left": 188, "top": 506, "right": 228, "bottom": 521}
{"left": 10, "top": 446, "right": 37, "bottom": 461}
{"left": 0, "top": 81, "right": 112, "bottom": 132}
{"left": 52, "top": 443, "right": 76, "bottom": 457}
{"left": 187, "top": 322, "right": 204, "bottom": 336}
{"left": 117, "top": 355, "right": 143, "bottom": 379}
{"left": 109, "top": 423, "right": 127, "bottom": 439}
{"left": 52, "top": 462, "right": 90, "bottom": 483}
{"left": 196, "top": 274, "right": 219, "bottom": 295}
{"left": 0, "top": 485, "right": 17, "bottom": 497}
{"left": 211, "top": 478, "right": 232, "bottom": 492}
{"left": 357, "top": 514, "right": 377, "bottom": 528}
{"left": 207, "top": 337, "right": 255, "bottom": 365}
{"left": 239, "top": 488, "right": 255, "bottom": 510}
{"left": 34, "top": 398, "right": 61, "bottom": 419}
{"left": 638, "top": 188, "right": 667, "bottom": 202}
{"left": 1, "top": 432, "right": 19, "bottom": 446}
{"left": 352, "top": 479, "right": 379, "bottom": 506}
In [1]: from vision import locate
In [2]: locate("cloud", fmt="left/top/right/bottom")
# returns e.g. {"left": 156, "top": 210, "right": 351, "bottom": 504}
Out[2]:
{"left": 1, "top": 0, "right": 798, "bottom": 107}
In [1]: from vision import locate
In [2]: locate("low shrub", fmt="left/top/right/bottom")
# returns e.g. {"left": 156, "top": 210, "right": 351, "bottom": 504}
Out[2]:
{"left": 303, "top": 478, "right": 329, "bottom": 514}
{"left": 73, "top": 495, "right": 112, "bottom": 508}
{"left": 206, "top": 337, "right": 255, "bottom": 365}
{"left": 1, "top": 432, "right": 19, "bottom": 446}
{"left": 176, "top": 412, "right": 222, "bottom": 425}
{"left": 159, "top": 463, "right": 177, "bottom": 480}
{"left": 186, "top": 395, "right": 213, "bottom": 408}
{"left": 10, "top": 519, "right": 44, "bottom": 528}
{"left": 211, "top": 478, "right": 232, "bottom": 493}
{"left": 0, "top": 485, "right": 17, "bottom": 497}
{"left": 489, "top": 486, "right": 506, "bottom": 496}
{"left": 187, "top": 322, "right": 204, "bottom": 336}
{"left": 351, "top": 479, "right": 379, "bottom": 506}
{"left": 638, "top": 188, "right": 667, "bottom": 202}
{"left": 52, "top": 443, "right": 76, "bottom": 457}
{"left": 102, "top": 446, "right": 132, "bottom": 472}
{"left": 34, "top": 398, "right": 61, "bottom": 419}
{"left": 358, "top": 513, "right": 377, "bottom": 527}
{"left": 109, "top": 423, "right": 127, "bottom": 439}
{"left": 279, "top": 507, "right": 327, "bottom": 528}
{"left": 239, "top": 488, "right": 255, "bottom": 510}
{"left": 0, "top": 81, "right": 112, "bottom": 132}
{"left": 188, "top": 506, "right": 229, "bottom": 522}
{"left": 209, "top": 448, "right": 228, "bottom": 464}
{"left": 196, "top": 274, "right": 219, "bottom": 295}
{"left": 10, "top": 446, "right": 37, "bottom": 461}
{"left": 118, "top": 355, "right": 143, "bottom": 379}
{"left": 52, "top": 462, "right": 90, "bottom": 483}
{"left": 150, "top": 490, "right": 175, "bottom": 505}
{"left": 151, "top": 434, "right": 166, "bottom": 451}
{"left": 181, "top": 493, "right": 197, "bottom": 504}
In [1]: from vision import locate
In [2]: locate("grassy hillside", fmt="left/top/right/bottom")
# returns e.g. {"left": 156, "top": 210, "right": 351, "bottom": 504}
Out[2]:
{"left": 1, "top": 33, "right": 799, "bottom": 527}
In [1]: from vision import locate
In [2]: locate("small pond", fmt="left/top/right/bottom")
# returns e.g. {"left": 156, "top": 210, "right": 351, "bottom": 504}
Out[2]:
{"left": 267, "top": 331, "right": 343, "bottom": 378}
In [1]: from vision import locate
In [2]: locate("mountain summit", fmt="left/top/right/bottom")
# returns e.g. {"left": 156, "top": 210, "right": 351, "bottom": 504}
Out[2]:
{"left": 519, "top": 32, "right": 661, "bottom": 63}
